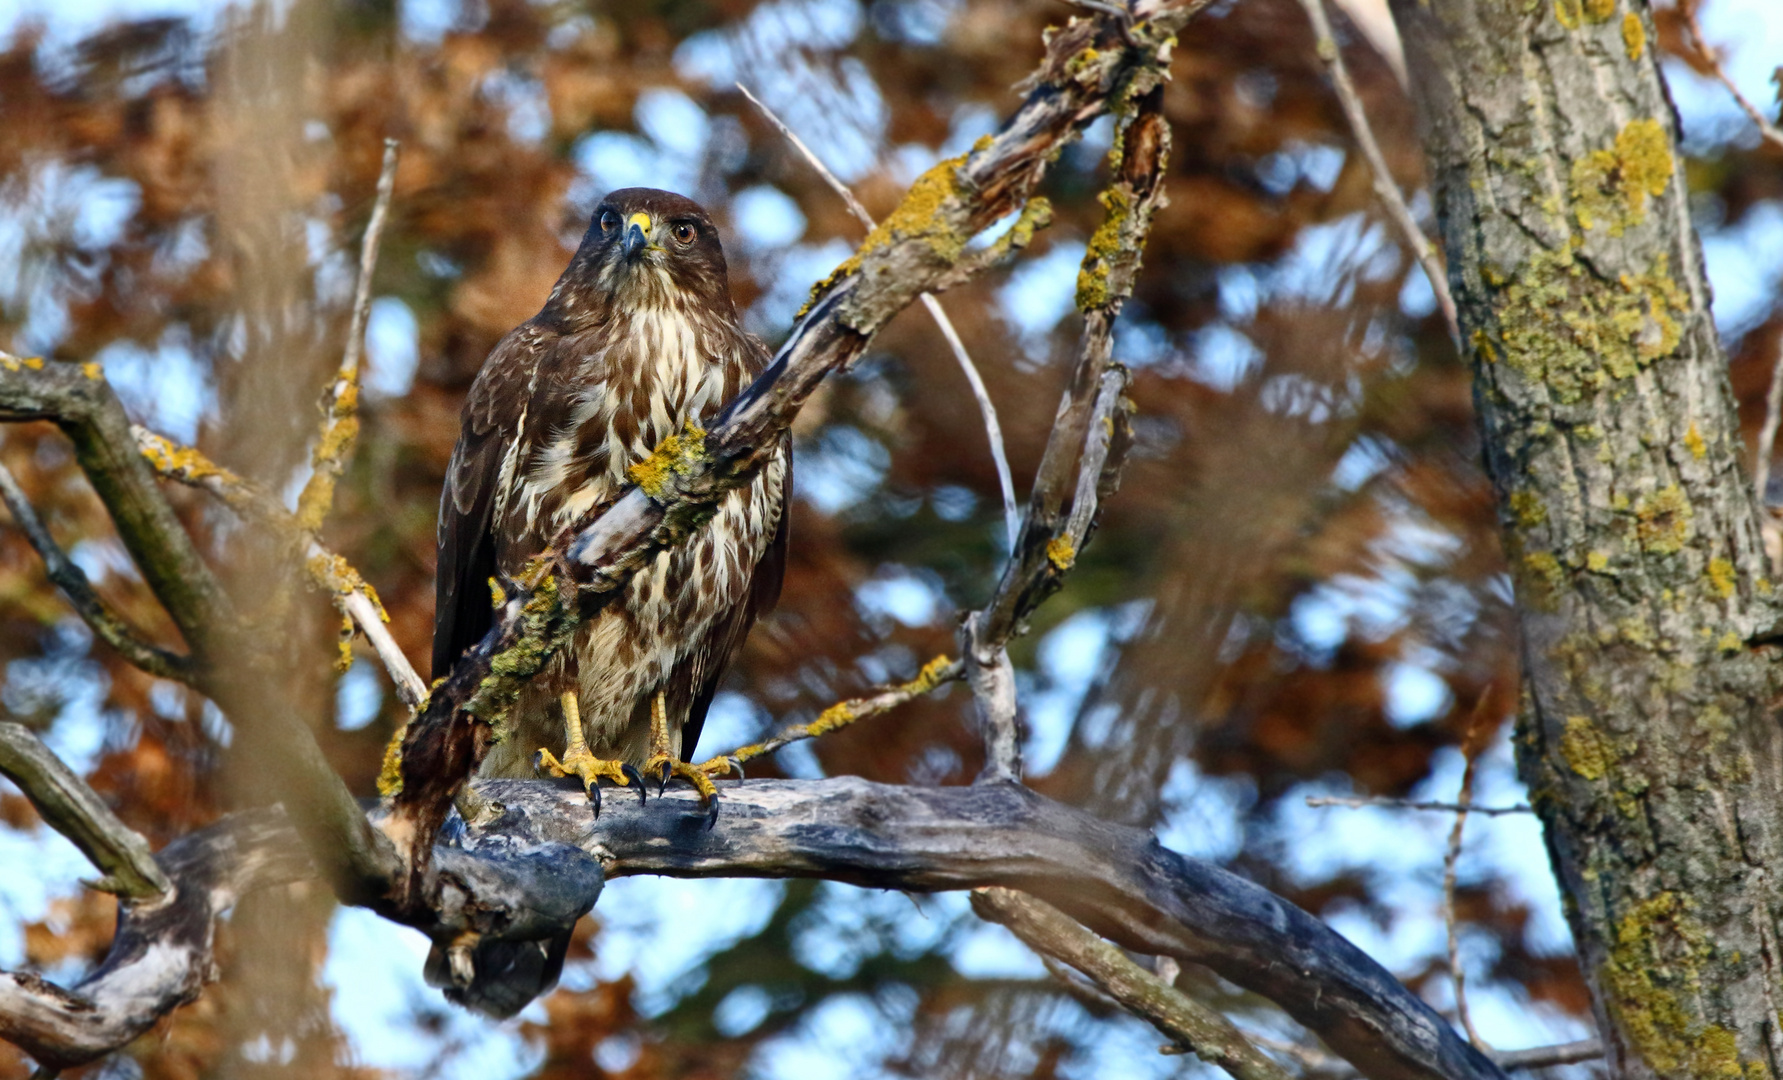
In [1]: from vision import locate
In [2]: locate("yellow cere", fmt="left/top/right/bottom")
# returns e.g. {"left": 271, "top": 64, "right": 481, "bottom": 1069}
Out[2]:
{"left": 627, "top": 211, "right": 652, "bottom": 234}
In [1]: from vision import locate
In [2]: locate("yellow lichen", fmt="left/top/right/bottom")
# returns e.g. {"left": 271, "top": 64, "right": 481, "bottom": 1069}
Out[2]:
{"left": 1555, "top": 0, "right": 1615, "bottom": 29}
{"left": 1708, "top": 557, "right": 1736, "bottom": 599}
{"left": 1046, "top": 537, "right": 1076, "bottom": 571}
{"left": 799, "top": 152, "right": 971, "bottom": 317}
{"left": 1510, "top": 490, "right": 1547, "bottom": 528}
{"left": 376, "top": 721, "right": 409, "bottom": 798}
{"left": 81, "top": 361, "right": 102, "bottom": 381}
{"left": 1635, "top": 485, "right": 1692, "bottom": 555}
{"left": 1561, "top": 715, "right": 1610, "bottom": 779}
{"left": 1077, "top": 186, "right": 1134, "bottom": 311}
{"left": 1471, "top": 328, "right": 1499, "bottom": 364}
{"left": 1571, "top": 118, "right": 1673, "bottom": 236}
{"left": 1601, "top": 892, "right": 1741, "bottom": 1078}
{"left": 1524, "top": 550, "right": 1565, "bottom": 598}
{"left": 1718, "top": 630, "right": 1743, "bottom": 653}
{"left": 1588, "top": 551, "right": 1611, "bottom": 572}
{"left": 1622, "top": 11, "right": 1646, "bottom": 59}
{"left": 1494, "top": 245, "right": 1686, "bottom": 403}
{"left": 1685, "top": 423, "right": 1707, "bottom": 460}
{"left": 489, "top": 576, "right": 507, "bottom": 609}
{"left": 627, "top": 420, "right": 708, "bottom": 499}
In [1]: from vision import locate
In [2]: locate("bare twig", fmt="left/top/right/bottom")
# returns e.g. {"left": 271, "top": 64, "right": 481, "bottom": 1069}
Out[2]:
{"left": 134, "top": 426, "right": 427, "bottom": 709}
{"left": 295, "top": 138, "right": 400, "bottom": 534}
{"left": 1491, "top": 1039, "right": 1602, "bottom": 1070}
{"left": 1444, "top": 749, "right": 1485, "bottom": 1049}
{"left": 1294, "top": 0, "right": 1458, "bottom": 343}
{"left": 971, "top": 887, "right": 1293, "bottom": 1080}
{"left": 1304, "top": 795, "right": 1532, "bottom": 816}
{"left": 697, "top": 655, "right": 962, "bottom": 775}
{"left": 0, "top": 721, "right": 172, "bottom": 902}
{"left": 1677, "top": 1, "right": 1783, "bottom": 151}
{"left": 0, "top": 457, "right": 196, "bottom": 683}
{"left": 737, "top": 82, "right": 1023, "bottom": 549}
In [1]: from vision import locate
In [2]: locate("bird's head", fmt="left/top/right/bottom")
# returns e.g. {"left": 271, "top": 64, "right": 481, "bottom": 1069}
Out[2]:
{"left": 547, "top": 188, "right": 734, "bottom": 323}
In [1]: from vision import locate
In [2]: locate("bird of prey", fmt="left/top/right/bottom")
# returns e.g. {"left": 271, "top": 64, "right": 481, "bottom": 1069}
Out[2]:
{"left": 432, "top": 188, "right": 789, "bottom": 826}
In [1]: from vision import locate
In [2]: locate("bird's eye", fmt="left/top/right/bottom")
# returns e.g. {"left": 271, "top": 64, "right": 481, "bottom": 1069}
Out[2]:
{"left": 672, "top": 222, "right": 697, "bottom": 245}
{"left": 599, "top": 210, "right": 619, "bottom": 233}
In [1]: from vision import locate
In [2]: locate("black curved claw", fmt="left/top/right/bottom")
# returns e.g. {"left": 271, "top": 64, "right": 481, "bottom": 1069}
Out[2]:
{"left": 657, "top": 760, "right": 672, "bottom": 796}
{"left": 727, "top": 757, "right": 745, "bottom": 781}
{"left": 587, "top": 778, "right": 602, "bottom": 817}
{"left": 703, "top": 790, "right": 719, "bottom": 831}
{"left": 621, "top": 763, "right": 648, "bottom": 805}
{"left": 531, "top": 749, "right": 548, "bottom": 779}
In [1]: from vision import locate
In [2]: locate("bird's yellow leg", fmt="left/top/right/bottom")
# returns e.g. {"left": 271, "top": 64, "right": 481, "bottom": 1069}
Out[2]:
{"left": 533, "top": 692, "right": 643, "bottom": 813}
{"left": 642, "top": 690, "right": 721, "bottom": 827}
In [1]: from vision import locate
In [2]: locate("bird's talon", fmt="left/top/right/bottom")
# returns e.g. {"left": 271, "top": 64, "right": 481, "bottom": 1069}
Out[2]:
{"left": 704, "top": 790, "right": 720, "bottom": 831}
{"left": 621, "top": 763, "right": 647, "bottom": 804}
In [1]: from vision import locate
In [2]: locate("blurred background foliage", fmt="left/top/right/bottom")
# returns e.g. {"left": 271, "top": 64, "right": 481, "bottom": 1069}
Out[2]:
{"left": 0, "top": 0, "right": 1779, "bottom": 1075}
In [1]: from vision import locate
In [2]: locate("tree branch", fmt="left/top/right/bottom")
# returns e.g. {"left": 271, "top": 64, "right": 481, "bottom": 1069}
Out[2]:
{"left": 0, "top": 356, "right": 232, "bottom": 661}
{"left": 0, "top": 721, "right": 172, "bottom": 902}
{"left": 970, "top": 886, "right": 1292, "bottom": 1080}
{"left": 0, "top": 809, "right": 311, "bottom": 1072}
{"left": 392, "top": 0, "right": 1205, "bottom": 887}
{"left": 0, "top": 458, "right": 196, "bottom": 683}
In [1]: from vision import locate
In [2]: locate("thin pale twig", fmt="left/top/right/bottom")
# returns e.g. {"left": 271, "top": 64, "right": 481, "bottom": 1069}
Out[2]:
{"left": 1304, "top": 795, "right": 1531, "bottom": 816}
{"left": 1444, "top": 746, "right": 1486, "bottom": 1049}
{"left": 737, "top": 82, "right": 1021, "bottom": 549}
{"left": 1294, "top": 0, "right": 1459, "bottom": 343}
{"left": 1679, "top": 1, "right": 1783, "bottom": 151}
{"left": 295, "top": 138, "right": 400, "bottom": 533}
{"left": 0, "top": 457, "right": 196, "bottom": 683}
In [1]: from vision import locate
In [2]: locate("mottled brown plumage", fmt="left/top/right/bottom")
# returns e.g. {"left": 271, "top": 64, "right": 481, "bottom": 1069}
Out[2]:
{"left": 433, "top": 188, "right": 789, "bottom": 787}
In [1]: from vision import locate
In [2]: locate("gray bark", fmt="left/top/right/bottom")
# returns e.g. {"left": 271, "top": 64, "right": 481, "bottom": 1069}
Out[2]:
{"left": 1389, "top": 0, "right": 1783, "bottom": 1074}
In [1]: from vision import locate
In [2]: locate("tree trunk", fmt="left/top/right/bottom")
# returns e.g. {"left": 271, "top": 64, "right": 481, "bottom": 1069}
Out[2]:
{"left": 1387, "top": 0, "right": 1783, "bottom": 1074}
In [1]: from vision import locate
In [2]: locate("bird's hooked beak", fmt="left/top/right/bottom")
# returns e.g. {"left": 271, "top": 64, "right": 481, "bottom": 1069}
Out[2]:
{"left": 623, "top": 212, "right": 652, "bottom": 261}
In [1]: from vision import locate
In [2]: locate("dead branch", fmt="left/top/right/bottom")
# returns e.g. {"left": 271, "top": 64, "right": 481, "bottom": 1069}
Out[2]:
{"left": 0, "top": 458, "right": 196, "bottom": 683}
{"left": 4, "top": 777, "right": 1507, "bottom": 1080}
{"left": 0, "top": 809, "right": 311, "bottom": 1072}
{"left": 0, "top": 721, "right": 171, "bottom": 902}
{"left": 1294, "top": 0, "right": 1458, "bottom": 342}
{"left": 1303, "top": 796, "right": 1531, "bottom": 816}
{"left": 971, "top": 887, "right": 1291, "bottom": 1080}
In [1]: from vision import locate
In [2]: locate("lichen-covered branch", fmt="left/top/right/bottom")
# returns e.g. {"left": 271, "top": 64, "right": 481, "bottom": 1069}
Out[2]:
{"left": 0, "top": 458, "right": 196, "bottom": 683}
{"left": 970, "top": 886, "right": 1292, "bottom": 1080}
{"left": 0, "top": 721, "right": 171, "bottom": 902}
{"left": 134, "top": 426, "right": 427, "bottom": 709}
{"left": 696, "top": 655, "right": 961, "bottom": 776}
{"left": 391, "top": 0, "right": 1205, "bottom": 886}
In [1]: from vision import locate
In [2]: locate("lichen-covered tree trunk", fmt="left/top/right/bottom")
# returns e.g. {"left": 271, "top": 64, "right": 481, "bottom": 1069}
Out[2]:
{"left": 1386, "top": 0, "right": 1783, "bottom": 1074}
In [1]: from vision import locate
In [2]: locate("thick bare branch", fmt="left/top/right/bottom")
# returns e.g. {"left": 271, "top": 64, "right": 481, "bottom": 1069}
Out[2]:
{"left": 4, "top": 778, "right": 1505, "bottom": 1080}
{"left": 0, "top": 458, "right": 195, "bottom": 683}
{"left": 0, "top": 809, "right": 310, "bottom": 1072}
{"left": 1294, "top": 0, "right": 1458, "bottom": 342}
{"left": 392, "top": 0, "right": 1204, "bottom": 883}
{"left": 0, "top": 721, "right": 171, "bottom": 902}
{"left": 970, "top": 887, "right": 1292, "bottom": 1080}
